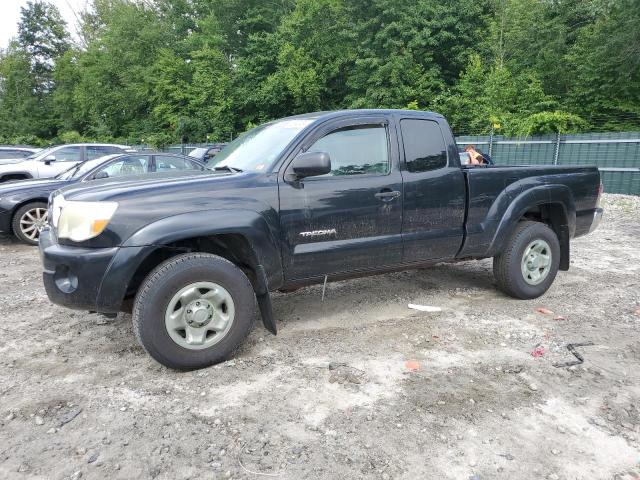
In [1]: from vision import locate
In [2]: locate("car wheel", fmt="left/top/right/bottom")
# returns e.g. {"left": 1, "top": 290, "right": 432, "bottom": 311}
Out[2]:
{"left": 132, "top": 253, "right": 257, "bottom": 370}
{"left": 493, "top": 221, "right": 560, "bottom": 299}
{"left": 12, "top": 202, "right": 48, "bottom": 246}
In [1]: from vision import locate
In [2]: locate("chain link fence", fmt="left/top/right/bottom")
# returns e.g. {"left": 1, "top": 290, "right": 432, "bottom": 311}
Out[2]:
{"left": 456, "top": 131, "right": 640, "bottom": 195}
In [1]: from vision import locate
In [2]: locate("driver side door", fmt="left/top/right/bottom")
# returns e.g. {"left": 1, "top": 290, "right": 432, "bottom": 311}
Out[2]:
{"left": 278, "top": 116, "right": 404, "bottom": 281}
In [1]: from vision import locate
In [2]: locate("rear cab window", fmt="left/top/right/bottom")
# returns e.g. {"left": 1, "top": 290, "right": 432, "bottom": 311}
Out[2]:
{"left": 399, "top": 119, "right": 448, "bottom": 172}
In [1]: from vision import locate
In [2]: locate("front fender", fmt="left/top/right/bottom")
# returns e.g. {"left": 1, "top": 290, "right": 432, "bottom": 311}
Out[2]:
{"left": 121, "top": 208, "right": 284, "bottom": 289}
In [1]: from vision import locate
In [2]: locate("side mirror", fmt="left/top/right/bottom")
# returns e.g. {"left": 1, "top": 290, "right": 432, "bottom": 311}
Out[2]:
{"left": 94, "top": 171, "right": 109, "bottom": 180}
{"left": 288, "top": 151, "right": 331, "bottom": 180}
{"left": 43, "top": 154, "right": 56, "bottom": 165}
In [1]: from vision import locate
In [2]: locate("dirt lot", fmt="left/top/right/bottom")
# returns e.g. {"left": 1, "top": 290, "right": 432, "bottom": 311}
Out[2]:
{"left": 0, "top": 193, "right": 639, "bottom": 480}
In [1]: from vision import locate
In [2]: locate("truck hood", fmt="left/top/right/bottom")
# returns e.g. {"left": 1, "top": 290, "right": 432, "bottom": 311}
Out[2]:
{"left": 58, "top": 170, "right": 229, "bottom": 202}
{"left": 54, "top": 169, "right": 278, "bottom": 248}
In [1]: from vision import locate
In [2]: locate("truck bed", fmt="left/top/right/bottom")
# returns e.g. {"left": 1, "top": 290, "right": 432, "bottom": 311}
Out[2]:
{"left": 458, "top": 165, "right": 601, "bottom": 258}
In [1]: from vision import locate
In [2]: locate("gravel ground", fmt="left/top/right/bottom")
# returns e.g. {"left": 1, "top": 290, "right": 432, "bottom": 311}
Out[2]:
{"left": 0, "top": 193, "right": 639, "bottom": 480}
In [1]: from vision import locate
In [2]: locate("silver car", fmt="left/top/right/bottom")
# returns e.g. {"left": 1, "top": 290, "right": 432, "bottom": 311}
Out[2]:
{"left": 0, "top": 143, "right": 134, "bottom": 182}
{"left": 0, "top": 146, "right": 41, "bottom": 165}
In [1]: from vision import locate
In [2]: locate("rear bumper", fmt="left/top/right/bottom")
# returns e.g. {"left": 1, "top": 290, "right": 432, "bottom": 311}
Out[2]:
{"left": 574, "top": 207, "right": 603, "bottom": 238}
{"left": 40, "top": 227, "right": 152, "bottom": 313}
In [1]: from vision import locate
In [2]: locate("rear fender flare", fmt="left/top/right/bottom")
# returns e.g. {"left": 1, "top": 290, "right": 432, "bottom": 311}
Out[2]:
{"left": 486, "top": 185, "right": 576, "bottom": 259}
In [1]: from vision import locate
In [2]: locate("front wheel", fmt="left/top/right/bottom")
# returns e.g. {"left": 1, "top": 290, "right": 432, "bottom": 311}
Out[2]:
{"left": 493, "top": 221, "right": 560, "bottom": 299}
{"left": 132, "top": 253, "right": 258, "bottom": 370}
{"left": 12, "top": 201, "right": 48, "bottom": 245}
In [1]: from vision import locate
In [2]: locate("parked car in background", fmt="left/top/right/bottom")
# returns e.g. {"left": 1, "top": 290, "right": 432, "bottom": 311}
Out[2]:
{"left": 0, "top": 143, "right": 135, "bottom": 183}
{"left": 188, "top": 144, "right": 226, "bottom": 165}
{"left": 0, "top": 152, "right": 206, "bottom": 245}
{"left": 0, "top": 146, "right": 41, "bottom": 165}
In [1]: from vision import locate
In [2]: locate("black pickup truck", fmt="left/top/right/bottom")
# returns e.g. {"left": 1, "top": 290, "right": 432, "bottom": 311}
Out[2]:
{"left": 39, "top": 110, "right": 603, "bottom": 370}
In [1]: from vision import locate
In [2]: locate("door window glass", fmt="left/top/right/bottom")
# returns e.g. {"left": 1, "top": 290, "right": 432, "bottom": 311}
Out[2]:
{"left": 400, "top": 119, "right": 447, "bottom": 172}
{"left": 54, "top": 146, "right": 82, "bottom": 162}
{"left": 155, "top": 155, "right": 201, "bottom": 172}
{"left": 307, "top": 125, "right": 389, "bottom": 176}
{"left": 95, "top": 155, "right": 150, "bottom": 178}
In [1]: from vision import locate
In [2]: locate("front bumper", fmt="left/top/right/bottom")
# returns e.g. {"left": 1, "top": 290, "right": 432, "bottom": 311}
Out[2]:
{"left": 40, "top": 227, "right": 152, "bottom": 313}
{"left": 40, "top": 227, "right": 119, "bottom": 311}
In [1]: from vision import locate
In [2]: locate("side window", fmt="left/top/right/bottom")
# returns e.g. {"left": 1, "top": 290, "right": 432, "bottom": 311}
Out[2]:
{"left": 400, "top": 119, "right": 447, "bottom": 172}
{"left": 87, "top": 146, "right": 121, "bottom": 160}
{"left": 54, "top": 146, "right": 82, "bottom": 162}
{"left": 155, "top": 155, "right": 201, "bottom": 172}
{"left": 306, "top": 125, "right": 389, "bottom": 177}
{"left": 95, "top": 155, "right": 150, "bottom": 178}
{"left": 2, "top": 150, "right": 29, "bottom": 159}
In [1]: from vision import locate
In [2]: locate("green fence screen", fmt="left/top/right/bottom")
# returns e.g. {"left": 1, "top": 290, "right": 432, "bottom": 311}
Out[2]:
{"left": 456, "top": 132, "right": 640, "bottom": 195}
{"left": 148, "top": 131, "right": 640, "bottom": 196}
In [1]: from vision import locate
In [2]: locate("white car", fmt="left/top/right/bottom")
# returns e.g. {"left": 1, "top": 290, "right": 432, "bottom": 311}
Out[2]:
{"left": 0, "top": 143, "right": 135, "bottom": 182}
{"left": 0, "top": 146, "right": 41, "bottom": 165}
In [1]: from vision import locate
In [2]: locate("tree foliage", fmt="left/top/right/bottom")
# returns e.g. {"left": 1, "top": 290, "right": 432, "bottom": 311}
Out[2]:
{"left": 0, "top": 0, "right": 638, "bottom": 145}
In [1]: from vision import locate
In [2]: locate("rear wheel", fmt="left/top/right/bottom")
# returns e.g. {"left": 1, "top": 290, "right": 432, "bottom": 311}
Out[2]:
{"left": 12, "top": 202, "right": 48, "bottom": 245}
{"left": 132, "top": 253, "right": 257, "bottom": 370}
{"left": 493, "top": 221, "right": 560, "bottom": 299}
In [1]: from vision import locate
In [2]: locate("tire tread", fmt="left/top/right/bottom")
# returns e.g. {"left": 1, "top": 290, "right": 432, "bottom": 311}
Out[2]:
{"left": 493, "top": 221, "right": 559, "bottom": 299}
{"left": 132, "top": 252, "right": 257, "bottom": 370}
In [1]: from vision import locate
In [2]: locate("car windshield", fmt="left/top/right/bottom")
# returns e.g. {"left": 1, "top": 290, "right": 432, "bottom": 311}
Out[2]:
{"left": 214, "top": 119, "right": 313, "bottom": 172}
{"left": 55, "top": 156, "right": 115, "bottom": 180}
{"left": 26, "top": 146, "right": 56, "bottom": 161}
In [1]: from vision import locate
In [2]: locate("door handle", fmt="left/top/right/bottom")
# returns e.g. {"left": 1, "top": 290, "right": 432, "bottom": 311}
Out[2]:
{"left": 375, "top": 190, "right": 401, "bottom": 201}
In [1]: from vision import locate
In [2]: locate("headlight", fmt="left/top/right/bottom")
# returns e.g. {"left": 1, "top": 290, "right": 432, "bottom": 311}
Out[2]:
{"left": 55, "top": 196, "right": 118, "bottom": 242}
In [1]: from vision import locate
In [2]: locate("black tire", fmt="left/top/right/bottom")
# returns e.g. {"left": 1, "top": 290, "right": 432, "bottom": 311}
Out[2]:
{"left": 493, "top": 221, "right": 560, "bottom": 299}
{"left": 132, "top": 253, "right": 257, "bottom": 370}
{"left": 12, "top": 201, "right": 48, "bottom": 246}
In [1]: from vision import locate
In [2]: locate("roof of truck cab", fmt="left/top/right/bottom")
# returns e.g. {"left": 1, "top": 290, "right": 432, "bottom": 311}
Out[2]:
{"left": 278, "top": 109, "right": 445, "bottom": 122}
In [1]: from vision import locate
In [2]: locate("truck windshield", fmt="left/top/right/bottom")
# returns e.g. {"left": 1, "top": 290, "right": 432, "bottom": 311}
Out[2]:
{"left": 215, "top": 119, "right": 313, "bottom": 172}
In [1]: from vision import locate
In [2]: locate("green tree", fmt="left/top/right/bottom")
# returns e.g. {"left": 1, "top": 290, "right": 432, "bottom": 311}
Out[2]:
{"left": 18, "top": 0, "right": 70, "bottom": 92}
{"left": 564, "top": 0, "right": 640, "bottom": 130}
{"left": 440, "top": 55, "right": 554, "bottom": 134}
{"left": 72, "top": 0, "right": 169, "bottom": 139}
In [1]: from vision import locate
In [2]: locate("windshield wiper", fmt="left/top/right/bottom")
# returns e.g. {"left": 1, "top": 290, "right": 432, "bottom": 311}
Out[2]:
{"left": 213, "top": 165, "right": 242, "bottom": 173}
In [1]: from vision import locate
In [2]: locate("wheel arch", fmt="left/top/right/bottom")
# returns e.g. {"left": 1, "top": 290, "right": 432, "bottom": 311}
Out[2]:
{"left": 487, "top": 185, "right": 575, "bottom": 270}
{"left": 0, "top": 172, "right": 33, "bottom": 182}
{"left": 99, "top": 209, "right": 283, "bottom": 315}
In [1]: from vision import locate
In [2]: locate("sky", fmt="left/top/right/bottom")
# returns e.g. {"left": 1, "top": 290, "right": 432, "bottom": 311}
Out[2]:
{"left": 0, "top": 0, "right": 88, "bottom": 49}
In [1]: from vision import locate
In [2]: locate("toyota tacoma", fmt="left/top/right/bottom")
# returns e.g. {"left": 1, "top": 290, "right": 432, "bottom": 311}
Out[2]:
{"left": 39, "top": 110, "right": 603, "bottom": 370}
